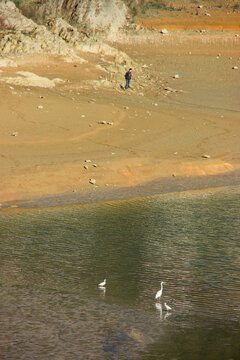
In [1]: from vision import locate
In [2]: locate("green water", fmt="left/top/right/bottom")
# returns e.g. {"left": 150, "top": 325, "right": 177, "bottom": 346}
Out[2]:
{"left": 0, "top": 188, "right": 239, "bottom": 360}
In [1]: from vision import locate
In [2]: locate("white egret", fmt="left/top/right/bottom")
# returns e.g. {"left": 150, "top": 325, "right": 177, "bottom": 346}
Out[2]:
{"left": 164, "top": 302, "right": 172, "bottom": 311}
{"left": 98, "top": 279, "right": 106, "bottom": 287}
{"left": 155, "top": 281, "right": 164, "bottom": 300}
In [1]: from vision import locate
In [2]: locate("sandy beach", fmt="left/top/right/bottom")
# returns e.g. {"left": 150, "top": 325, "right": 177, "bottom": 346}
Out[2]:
{"left": 0, "top": 25, "right": 240, "bottom": 207}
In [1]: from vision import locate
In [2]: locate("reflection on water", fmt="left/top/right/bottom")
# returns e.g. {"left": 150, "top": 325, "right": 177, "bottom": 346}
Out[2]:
{"left": 0, "top": 187, "right": 239, "bottom": 359}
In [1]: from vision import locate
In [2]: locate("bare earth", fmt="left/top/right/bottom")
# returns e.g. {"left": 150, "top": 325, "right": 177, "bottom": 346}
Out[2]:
{"left": 0, "top": 24, "right": 240, "bottom": 206}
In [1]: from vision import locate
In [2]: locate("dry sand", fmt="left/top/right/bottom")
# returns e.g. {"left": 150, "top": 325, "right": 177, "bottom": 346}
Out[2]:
{"left": 0, "top": 27, "right": 240, "bottom": 207}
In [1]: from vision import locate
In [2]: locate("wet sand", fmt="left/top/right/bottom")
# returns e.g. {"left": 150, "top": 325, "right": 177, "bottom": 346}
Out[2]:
{"left": 0, "top": 29, "right": 240, "bottom": 208}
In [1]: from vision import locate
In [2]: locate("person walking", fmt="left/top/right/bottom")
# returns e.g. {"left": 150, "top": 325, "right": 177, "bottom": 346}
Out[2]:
{"left": 125, "top": 68, "right": 132, "bottom": 89}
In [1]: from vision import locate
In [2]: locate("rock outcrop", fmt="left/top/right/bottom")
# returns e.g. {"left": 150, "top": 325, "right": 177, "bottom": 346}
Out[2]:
{"left": 38, "top": 0, "right": 128, "bottom": 33}
{"left": 0, "top": 0, "right": 37, "bottom": 32}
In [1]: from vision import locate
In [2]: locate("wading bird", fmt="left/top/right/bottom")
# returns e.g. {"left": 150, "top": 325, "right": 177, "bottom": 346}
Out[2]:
{"left": 164, "top": 302, "right": 172, "bottom": 311}
{"left": 98, "top": 279, "right": 106, "bottom": 287}
{"left": 155, "top": 281, "right": 164, "bottom": 300}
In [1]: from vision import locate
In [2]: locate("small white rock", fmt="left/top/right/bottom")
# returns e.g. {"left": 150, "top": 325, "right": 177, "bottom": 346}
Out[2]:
{"left": 173, "top": 74, "right": 179, "bottom": 79}
{"left": 160, "top": 28, "right": 168, "bottom": 35}
{"left": 89, "top": 178, "right": 96, "bottom": 185}
{"left": 93, "top": 164, "right": 97, "bottom": 168}
{"left": 232, "top": 66, "right": 238, "bottom": 70}
{"left": 37, "top": 105, "right": 43, "bottom": 109}
{"left": 202, "top": 154, "right": 211, "bottom": 159}
{"left": 11, "top": 131, "right": 18, "bottom": 137}
{"left": 124, "top": 106, "right": 129, "bottom": 110}
{"left": 85, "top": 159, "right": 92, "bottom": 163}
{"left": 84, "top": 165, "right": 88, "bottom": 170}
{"left": 98, "top": 120, "right": 107, "bottom": 124}
{"left": 107, "top": 122, "right": 114, "bottom": 125}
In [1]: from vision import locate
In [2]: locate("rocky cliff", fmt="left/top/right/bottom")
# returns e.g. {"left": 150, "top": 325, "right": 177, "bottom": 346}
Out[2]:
{"left": 0, "top": 0, "right": 137, "bottom": 91}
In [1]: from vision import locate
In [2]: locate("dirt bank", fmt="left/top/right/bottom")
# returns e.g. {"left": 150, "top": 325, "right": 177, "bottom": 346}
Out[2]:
{"left": 137, "top": 8, "right": 240, "bottom": 31}
{"left": 0, "top": 29, "right": 240, "bottom": 207}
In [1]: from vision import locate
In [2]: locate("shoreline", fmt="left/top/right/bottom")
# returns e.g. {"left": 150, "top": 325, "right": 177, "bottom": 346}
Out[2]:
{"left": 1, "top": 29, "right": 240, "bottom": 209}
{"left": 1, "top": 169, "right": 240, "bottom": 211}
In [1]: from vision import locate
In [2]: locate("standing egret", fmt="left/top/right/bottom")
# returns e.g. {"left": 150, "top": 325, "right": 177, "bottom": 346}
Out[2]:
{"left": 155, "top": 281, "right": 165, "bottom": 300}
{"left": 98, "top": 279, "right": 106, "bottom": 287}
{"left": 164, "top": 302, "right": 172, "bottom": 311}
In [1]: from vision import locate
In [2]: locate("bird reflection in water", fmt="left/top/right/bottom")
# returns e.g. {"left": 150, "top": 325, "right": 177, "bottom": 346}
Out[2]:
{"left": 155, "top": 302, "right": 172, "bottom": 321}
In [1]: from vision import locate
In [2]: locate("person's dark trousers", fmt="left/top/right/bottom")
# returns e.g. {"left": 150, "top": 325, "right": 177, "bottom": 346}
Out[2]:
{"left": 125, "top": 79, "right": 131, "bottom": 89}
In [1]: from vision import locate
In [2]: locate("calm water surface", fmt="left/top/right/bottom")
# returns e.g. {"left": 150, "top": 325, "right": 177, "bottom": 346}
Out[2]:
{"left": 0, "top": 187, "right": 239, "bottom": 360}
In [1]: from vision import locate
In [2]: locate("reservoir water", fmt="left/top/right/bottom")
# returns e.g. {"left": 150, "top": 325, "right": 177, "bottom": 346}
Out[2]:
{"left": 0, "top": 187, "right": 239, "bottom": 359}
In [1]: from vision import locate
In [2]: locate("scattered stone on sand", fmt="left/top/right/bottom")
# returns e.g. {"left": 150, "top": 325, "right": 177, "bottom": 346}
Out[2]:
{"left": 232, "top": 66, "right": 238, "bottom": 70}
{"left": 124, "top": 106, "right": 129, "bottom": 110}
{"left": 84, "top": 165, "right": 88, "bottom": 170}
{"left": 172, "top": 173, "right": 176, "bottom": 177}
{"left": 85, "top": 159, "right": 92, "bottom": 163}
{"left": 11, "top": 131, "right": 18, "bottom": 137}
{"left": 40, "top": 95, "right": 44, "bottom": 99}
{"left": 160, "top": 28, "right": 169, "bottom": 35}
{"left": 174, "top": 152, "right": 178, "bottom": 155}
{"left": 98, "top": 120, "right": 107, "bottom": 124}
{"left": 9, "top": 86, "right": 14, "bottom": 90}
{"left": 107, "top": 122, "right": 114, "bottom": 125}
{"left": 89, "top": 124, "right": 93, "bottom": 127}
{"left": 142, "top": 64, "right": 148, "bottom": 68}
{"left": 37, "top": 105, "right": 43, "bottom": 109}
{"left": 235, "top": 34, "right": 239, "bottom": 38}
{"left": 173, "top": 74, "right": 179, "bottom": 79}
{"left": 89, "top": 178, "right": 96, "bottom": 185}
{"left": 81, "top": 115, "right": 86, "bottom": 118}
{"left": 205, "top": 13, "right": 211, "bottom": 16}
{"left": 202, "top": 154, "right": 211, "bottom": 159}
{"left": 93, "top": 164, "right": 97, "bottom": 168}
{"left": 164, "top": 87, "right": 177, "bottom": 93}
